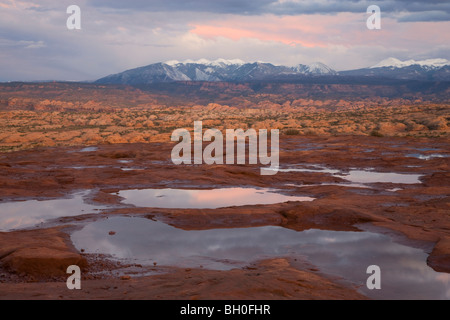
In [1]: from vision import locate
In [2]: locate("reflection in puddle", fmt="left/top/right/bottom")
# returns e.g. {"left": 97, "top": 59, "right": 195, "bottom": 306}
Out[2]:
{"left": 117, "top": 188, "right": 314, "bottom": 208}
{"left": 272, "top": 166, "right": 423, "bottom": 185}
{"left": 291, "top": 145, "right": 323, "bottom": 151}
{"left": 67, "top": 147, "right": 98, "bottom": 153}
{"left": 336, "top": 170, "right": 422, "bottom": 184}
{"left": 386, "top": 188, "right": 403, "bottom": 192}
{"left": 118, "top": 160, "right": 133, "bottom": 164}
{"left": 286, "top": 183, "right": 370, "bottom": 189}
{"left": 69, "top": 166, "right": 107, "bottom": 169}
{"left": 276, "top": 167, "right": 340, "bottom": 174}
{"left": 0, "top": 191, "right": 107, "bottom": 231}
{"left": 262, "top": 165, "right": 340, "bottom": 177}
{"left": 406, "top": 153, "right": 448, "bottom": 160}
{"left": 416, "top": 148, "right": 439, "bottom": 152}
{"left": 71, "top": 216, "right": 450, "bottom": 300}
{"left": 80, "top": 147, "right": 98, "bottom": 152}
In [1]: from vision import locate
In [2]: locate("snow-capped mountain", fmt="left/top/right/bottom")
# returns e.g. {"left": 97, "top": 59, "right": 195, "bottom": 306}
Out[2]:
{"left": 95, "top": 59, "right": 337, "bottom": 84}
{"left": 294, "top": 62, "right": 337, "bottom": 75}
{"left": 165, "top": 58, "right": 246, "bottom": 67}
{"left": 95, "top": 57, "right": 450, "bottom": 84}
{"left": 341, "top": 57, "right": 450, "bottom": 81}
{"left": 371, "top": 57, "right": 450, "bottom": 69}
{"left": 94, "top": 63, "right": 191, "bottom": 85}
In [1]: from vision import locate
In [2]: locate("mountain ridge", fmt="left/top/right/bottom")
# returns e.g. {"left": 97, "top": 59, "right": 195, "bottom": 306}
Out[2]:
{"left": 95, "top": 59, "right": 338, "bottom": 84}
{"left": 95, "top": 58, "right": 450, "bottom": 84}
{"left": 370, "top": 57, "right": 450, "bottom": 69}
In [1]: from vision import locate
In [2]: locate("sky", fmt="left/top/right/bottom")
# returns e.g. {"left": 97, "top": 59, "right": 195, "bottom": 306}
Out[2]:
{"left": 0, "top": 0, "right": 449, "bottom": 81}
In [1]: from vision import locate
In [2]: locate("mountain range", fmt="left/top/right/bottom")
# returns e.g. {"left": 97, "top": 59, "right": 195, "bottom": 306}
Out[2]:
{"left": 95, "top": 58, "right": 450, "bottom": 84}
{"left": 340, "top": 58, "right": 450, "bottom": 81}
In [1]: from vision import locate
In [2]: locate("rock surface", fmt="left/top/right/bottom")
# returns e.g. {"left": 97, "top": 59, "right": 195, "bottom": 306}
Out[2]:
{"left": 0, "top": 136, "right": 448, "bottom": 299}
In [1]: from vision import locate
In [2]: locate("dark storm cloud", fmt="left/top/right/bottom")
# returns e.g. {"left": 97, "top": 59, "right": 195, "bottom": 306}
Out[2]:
{"left": 88, "top": 0, "right": 450, "bottom": 20}
{"left": 88, "top": 0, "right": 273, "bottom": 15}
{"left": 398, "top": 10, "right": 450, "bottom": 22}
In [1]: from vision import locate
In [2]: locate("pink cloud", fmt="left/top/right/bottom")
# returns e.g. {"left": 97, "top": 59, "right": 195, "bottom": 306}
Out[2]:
{"left": 190, "top": 14, "right": 347, "bottom": 48}
{"left": 189, "top": 13, "right": 449, "bottom": 50}
{"left": 0, "top": 0, "right": 40, "bottom": 9}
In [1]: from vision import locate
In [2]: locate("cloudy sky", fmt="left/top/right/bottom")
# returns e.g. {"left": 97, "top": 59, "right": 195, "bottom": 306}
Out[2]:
{"left": 0, "top": 0, "right": 449, "bottom": 81}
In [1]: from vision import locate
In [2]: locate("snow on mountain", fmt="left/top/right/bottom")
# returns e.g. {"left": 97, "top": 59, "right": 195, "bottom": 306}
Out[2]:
{"left": 291, "top": 62, "right": 337, "bottom": 75}
{"left": 95, "top": 62, "right": 191, "bottom": 84}
{"left": 96, "top": 59, "right": 338, "bottom": 84}
{"left": 340, "top": 57, "right": 450, "bottom": 80}
{"left": 164, "top": 60, "right": 181, "bottom": 66}
{"left": 165, "top": 58, "right": 246, "bottom": 67}
{"left": 371, "top": 57, "right": 450, "bottom": 69}
{"left": 93, "top": 57, "right": 450, "bottom": 84}
{"left": 305, "top": 62, "right": 337, "bottom": 75}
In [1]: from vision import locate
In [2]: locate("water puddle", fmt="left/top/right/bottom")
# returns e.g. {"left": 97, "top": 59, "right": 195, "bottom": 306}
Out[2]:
{"left": 0, "top": 191, "right": 107, "bottom": 231}
{"left": 415, "top": 147, "right": 440, "bottom": 152}
{"left": 406, "top": 153, "right": 448, "bottom": 160}
{"left": 286, "top": 183, "right": 370, "bottom": 189}
{"left": 291, "top": 145, "right": 323, "bottom": 151}
{"left": 69, "top": 166, "right": 107, "bottom": 170}
{"left": 71, "top": 216, "right": 450, "bottom": 300}
{"left": 116, "top": 187, "right": 314, "bottom": 208}
{"left": 118, "top": 160, "right": 133, "bottom": 164}
{"left": 271, "top": 166, "right": 423, "bottom": 185}
{"left": 276, "top": 167, "right": 340, "bottom": 175}
{"left": 68, "top": 147, "right": 98, "bottom": 153}
{"left": 386, "top": 188, "right": 403, "bottom": 192}
{"left": 80, "top": 147, "right": 98, "bottom": 152}
{"left": 336, "top": 170, "right": 422, "bottom": 184}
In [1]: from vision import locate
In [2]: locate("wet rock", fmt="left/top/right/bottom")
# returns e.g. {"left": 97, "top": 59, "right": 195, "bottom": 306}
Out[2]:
{"left": 2, "top": 247, "right": 87, "bottom": 277}
{"left": 0, "top": 227, "right": 87, "bottom": 278}
{"left": 427, "top": 237, "right": 450, "bottom": 273}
